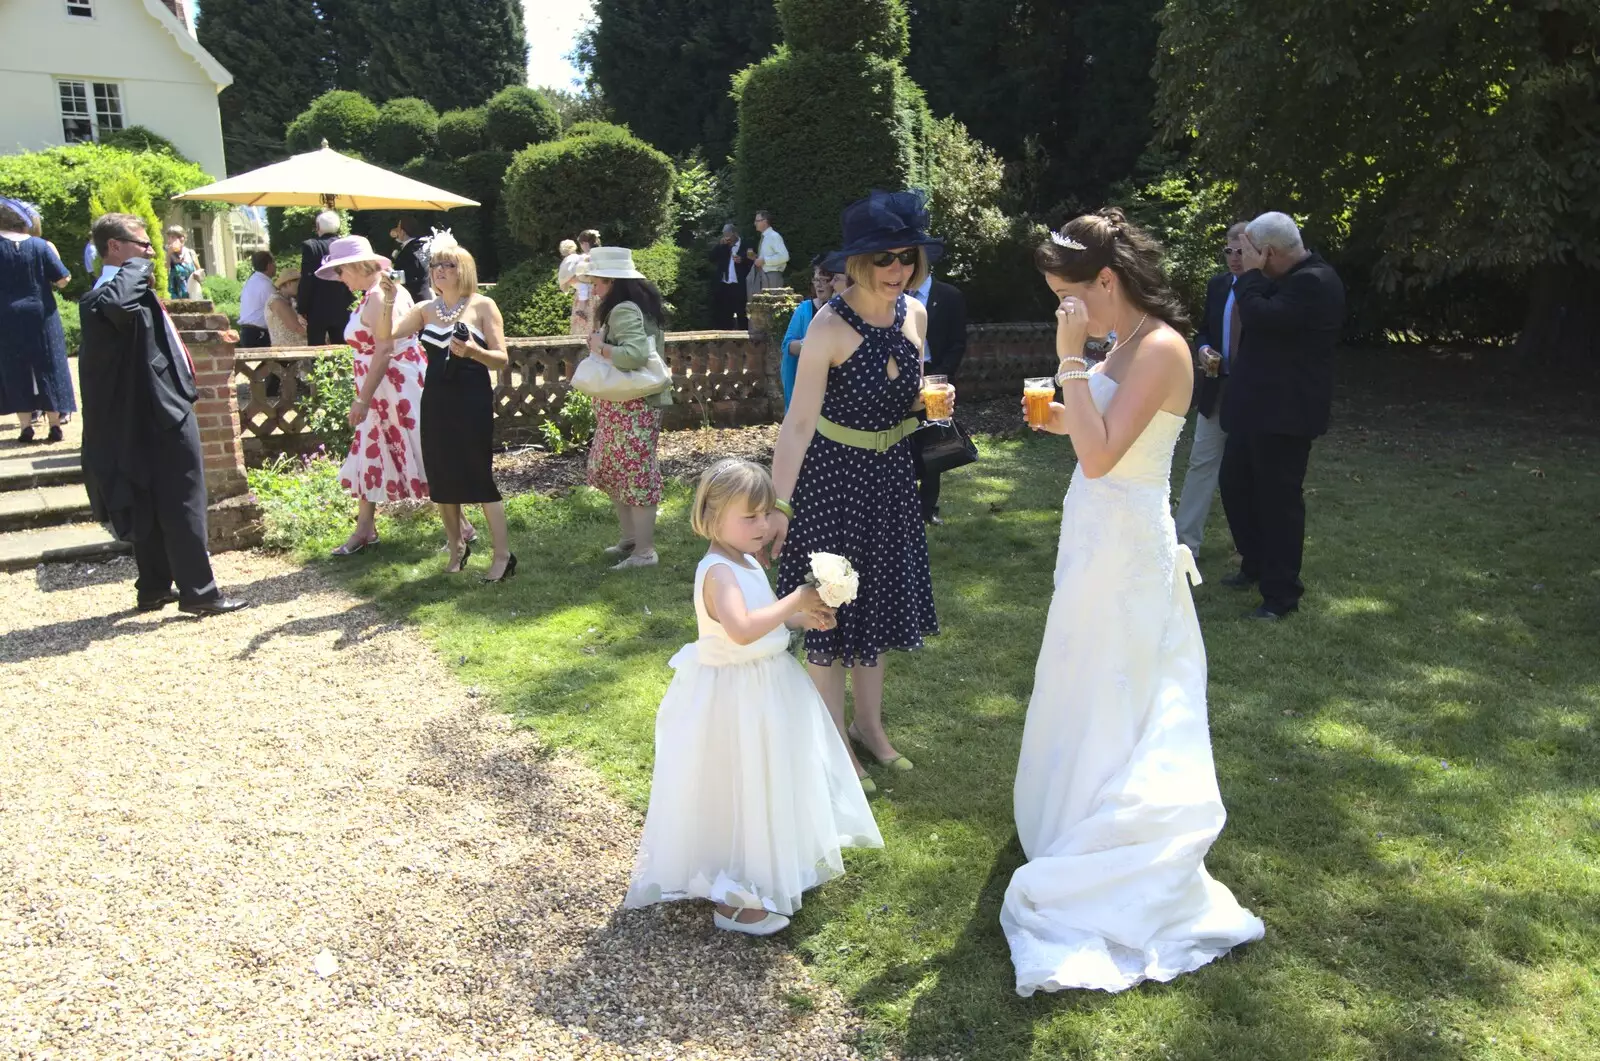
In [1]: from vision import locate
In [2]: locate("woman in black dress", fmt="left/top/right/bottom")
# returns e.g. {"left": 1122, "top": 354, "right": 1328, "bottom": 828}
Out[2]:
{"left": 375, "top": 235, "right": 515, "bottom": 582}
{"left": 770, "top": 190, "right": 943, "bottom": 792}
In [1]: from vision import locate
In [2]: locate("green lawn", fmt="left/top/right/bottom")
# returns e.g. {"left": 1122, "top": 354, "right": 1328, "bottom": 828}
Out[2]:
{"left": 302, "top": 366, "right": 1600, "bottom": 1060}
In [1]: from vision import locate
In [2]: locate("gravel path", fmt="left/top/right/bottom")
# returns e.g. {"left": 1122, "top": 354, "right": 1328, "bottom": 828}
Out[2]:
{"left": 0, "top": 552, "right": 867, "bottom": 1060}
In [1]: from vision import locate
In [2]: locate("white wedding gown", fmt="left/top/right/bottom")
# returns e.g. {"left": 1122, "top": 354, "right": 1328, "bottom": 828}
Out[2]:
{"left": 1001, "top": 370, "right": 1264, "bottom": 996}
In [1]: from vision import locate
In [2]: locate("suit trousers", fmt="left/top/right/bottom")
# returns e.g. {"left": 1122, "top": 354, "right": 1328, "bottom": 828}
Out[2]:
{"left": 132, "top": 412, "right": 220, "bottom": 606}
{"left": 1174, "top": 382, "right": 1227, "bottom": 552}
{"left": 1219, "top": 431, "right": 1313, "bottom": 613}
{"left": 712, "top": 281, "right": 748, "bottom": 330}
{"left": 306, "top": 318, "right": 345, "bottom": 346}
{"left": 761, "top": 270, "right": 785, "bottom": 290}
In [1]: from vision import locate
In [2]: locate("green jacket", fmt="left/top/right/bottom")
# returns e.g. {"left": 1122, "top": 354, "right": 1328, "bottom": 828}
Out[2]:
{"left": 602, "top": 300, "right": 673, "bottom": 407}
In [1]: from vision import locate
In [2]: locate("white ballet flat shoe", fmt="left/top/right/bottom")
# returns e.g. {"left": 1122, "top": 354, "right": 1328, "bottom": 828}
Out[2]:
{"left": 713, "top": 910, "right": 791, "bottom": 936}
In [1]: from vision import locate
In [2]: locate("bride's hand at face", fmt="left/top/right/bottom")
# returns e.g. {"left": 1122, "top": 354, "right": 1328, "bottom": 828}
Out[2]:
{"left": 1055, "top": 295, "right": 1090, "bottom": 357}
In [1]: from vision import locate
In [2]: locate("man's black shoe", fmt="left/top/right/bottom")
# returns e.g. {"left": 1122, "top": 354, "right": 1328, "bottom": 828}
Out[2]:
{"left": 136, "top": 591, "right": 180, "bottom": 613}
{"left": 179, "top": 597, "right": 251, "bottom": 617}
{"left": 1220, "top": 571, "right": 1256, "bottom": 589}
{"left": 1247, "top": 605, "right": 1291, "bottom": 621}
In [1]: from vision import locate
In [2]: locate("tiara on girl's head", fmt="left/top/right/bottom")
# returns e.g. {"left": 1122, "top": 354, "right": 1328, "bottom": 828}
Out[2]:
{"left": 1049, "top": 229, "right": 1086, "bottom": 251}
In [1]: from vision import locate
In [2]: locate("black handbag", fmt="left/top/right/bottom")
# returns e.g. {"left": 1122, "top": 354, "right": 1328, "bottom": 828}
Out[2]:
{"left": 912, "top": 417, "right": 978, "bottom": 476}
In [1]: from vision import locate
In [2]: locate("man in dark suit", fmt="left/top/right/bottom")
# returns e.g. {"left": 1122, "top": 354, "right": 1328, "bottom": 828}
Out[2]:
{"left": 78, "top": 213, "right": 247, "bottom": 616}
{"left": 297, "top": 210, "right": 355, "bottom": 345}
{"left": 389, "top": 215, "right": 432, "bottom": 304}
{"left": 709, "top": 224, "right": 754, "bottom": 329}
{"left": 911, "top": 272, "right": 968, "bottom": 524}
{"left": 1174, "top": 222, "right": 1248, "bottom": 554}
{"left": 1219, "top": 211, "right": 1345, "bottom": 619}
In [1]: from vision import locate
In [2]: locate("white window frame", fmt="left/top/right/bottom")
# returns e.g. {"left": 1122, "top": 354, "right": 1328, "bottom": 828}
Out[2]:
{"left": 65, "top": 0, "right": 94, "bottom": 18}
{"left": 57, "top": 79, "right": 125, "bottom": 144}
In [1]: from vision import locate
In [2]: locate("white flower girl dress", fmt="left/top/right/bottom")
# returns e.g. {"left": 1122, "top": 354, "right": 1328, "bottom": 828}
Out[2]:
{"left": 624, "top": 552, "right": 883, "bottom": 917}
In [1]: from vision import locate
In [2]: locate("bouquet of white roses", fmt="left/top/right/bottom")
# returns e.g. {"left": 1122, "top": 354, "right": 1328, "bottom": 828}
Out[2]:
{"left": 806, "top": 551, "right": 860, "bottom": 608}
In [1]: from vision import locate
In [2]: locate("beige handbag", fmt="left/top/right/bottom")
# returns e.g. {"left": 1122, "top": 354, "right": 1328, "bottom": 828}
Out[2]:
{"left": 572, "top": 333, "right": 670, "bottom": 401}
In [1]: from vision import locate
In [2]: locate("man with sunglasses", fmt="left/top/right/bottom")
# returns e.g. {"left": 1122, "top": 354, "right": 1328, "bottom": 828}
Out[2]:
{"left": 77, "top": 213, "right": 247, "bottom": 617}
{"left": 1174, "top": 221, "right": 1248, "bottom": 556}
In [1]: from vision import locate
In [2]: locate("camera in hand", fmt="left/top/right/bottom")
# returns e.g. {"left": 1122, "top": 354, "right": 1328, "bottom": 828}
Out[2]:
{"left": 386, "top": 269, "right": 405, "bottom": 283}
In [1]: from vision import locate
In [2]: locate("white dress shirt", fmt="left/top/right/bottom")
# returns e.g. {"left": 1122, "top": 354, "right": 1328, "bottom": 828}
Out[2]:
{"left": 725, "top": 238, "right": 742, "bottom": 283}
{"left": 758, "top": 229, "right": 789, "bottom": 272}
{"left": 238, "top": 270, "right": 275, "bottom": 328}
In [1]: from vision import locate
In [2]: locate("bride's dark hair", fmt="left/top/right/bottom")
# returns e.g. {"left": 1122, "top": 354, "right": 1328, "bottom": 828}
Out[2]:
{"left": 1034, "top": 207, "right": 1191, "bottom": 333}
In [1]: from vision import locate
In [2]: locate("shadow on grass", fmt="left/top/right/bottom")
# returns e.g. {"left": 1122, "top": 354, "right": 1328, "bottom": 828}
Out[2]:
{"left": 311, "top": 402, "right": 1600, "bottom": 1061}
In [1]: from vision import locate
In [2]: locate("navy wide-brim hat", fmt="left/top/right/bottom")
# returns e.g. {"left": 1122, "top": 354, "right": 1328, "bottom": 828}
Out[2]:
{"left": 822, "top": 189, "right": 944, "bottom": 273}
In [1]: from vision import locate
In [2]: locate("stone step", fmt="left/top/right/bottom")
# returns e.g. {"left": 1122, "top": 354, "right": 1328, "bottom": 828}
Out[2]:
{"left": 0, "top": 521, "right": 129, "bottom": 572}
{"left": 0, "top": 483, "right": 92, "bottom": 532}
{"left": 0, "top": 452, "right": 83, "bottom": 492}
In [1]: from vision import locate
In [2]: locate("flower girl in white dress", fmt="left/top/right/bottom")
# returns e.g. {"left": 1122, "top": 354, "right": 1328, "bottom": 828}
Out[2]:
{"left": 624, "top": 459, "right": 884, "bottom": 935}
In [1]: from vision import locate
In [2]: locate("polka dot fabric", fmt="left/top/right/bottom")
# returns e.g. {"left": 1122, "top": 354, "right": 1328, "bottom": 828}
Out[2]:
{"left": 777, "top": 294, "right": 939, "bottom": 667}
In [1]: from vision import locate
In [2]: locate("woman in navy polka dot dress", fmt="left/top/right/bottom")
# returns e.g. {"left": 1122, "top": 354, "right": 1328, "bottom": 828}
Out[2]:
{"left": 771, "top": 190, "right": 942, "bottom": 792}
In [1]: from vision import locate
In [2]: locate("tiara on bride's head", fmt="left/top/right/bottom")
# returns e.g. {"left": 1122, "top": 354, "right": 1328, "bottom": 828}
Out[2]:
{"left": 1049, "top": 229, "right": 1086, "bottom": 251}
{"left": 428, "top": 227, "right": 459, "bottom": 253}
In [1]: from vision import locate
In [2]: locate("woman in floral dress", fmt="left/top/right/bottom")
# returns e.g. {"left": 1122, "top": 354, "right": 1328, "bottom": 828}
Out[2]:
{"left": 581, "top": 247, "right": 673, "bottom": 570}
{"left": 316, "top": 236, "right": 429, "bottom": 555}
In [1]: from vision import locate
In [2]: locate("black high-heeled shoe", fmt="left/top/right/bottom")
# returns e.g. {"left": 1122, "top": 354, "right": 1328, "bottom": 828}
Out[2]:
{"left": 447, "top": 539, "right": 472, "bottom": 573}
{"left": 481, "top": 553, "right": 517, "bottom": 583}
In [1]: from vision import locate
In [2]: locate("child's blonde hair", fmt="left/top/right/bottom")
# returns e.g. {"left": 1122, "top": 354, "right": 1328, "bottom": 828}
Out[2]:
{"left": 691, "top": 459, "right": 776, "bottom": 541}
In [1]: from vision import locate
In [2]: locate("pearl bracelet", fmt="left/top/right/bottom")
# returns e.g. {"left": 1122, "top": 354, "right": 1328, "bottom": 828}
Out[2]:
{"left": 1059, "top": 356, "right": 1090, "bottom": 368}
{"left": 1057, "top": 370, "right": 1093, "bottom": 383}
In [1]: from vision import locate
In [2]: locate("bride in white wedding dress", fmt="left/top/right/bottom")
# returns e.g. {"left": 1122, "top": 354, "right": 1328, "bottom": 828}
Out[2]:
{"left": 1002, "top": 208, "right": 1264, "bottom": 996}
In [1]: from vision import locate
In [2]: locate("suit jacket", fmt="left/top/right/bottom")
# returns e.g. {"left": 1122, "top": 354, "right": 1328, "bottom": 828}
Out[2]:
{"left": 923, "top": 280, "right": 968, "bottom": 378}
{"left": 1193, "top": 271, "right": 1234, "bottom": 418}
{"left": 393, "top": 236, "right": 432, "bottom": 304}
{"left": 298, "top": 235, "right": 355, "bottom": 327}
{"left": 1220, "top": 252, "right": 1345, "bottom": 438}
{"left": 77, "top": 257, "right": 198, "bottom": 537}
{"left": 709, "top": 239, "right": 755, "bottom": 284}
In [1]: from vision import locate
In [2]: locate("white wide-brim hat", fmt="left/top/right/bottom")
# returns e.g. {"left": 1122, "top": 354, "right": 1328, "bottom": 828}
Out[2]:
{"left": 315, "top": 235, "right": 391, "bottom": 281}
{"left": 578, "top": 246, "right": 645, "bottom": 280}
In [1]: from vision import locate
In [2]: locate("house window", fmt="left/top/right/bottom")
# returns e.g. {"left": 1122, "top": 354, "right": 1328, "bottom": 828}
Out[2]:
{"left": 58, "top": 80, "right": 123, "bottom": 143}
{"left": 66, "top": 0, "right": 93, "bottom": 17}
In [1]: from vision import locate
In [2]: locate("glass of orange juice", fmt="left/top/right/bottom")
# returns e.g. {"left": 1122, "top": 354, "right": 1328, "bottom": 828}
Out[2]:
{"left": 922, "top": 374, "right": 955, "bottom": 421}
{"left": 1024, "top": 377, "right": 1055, "bottom": 428}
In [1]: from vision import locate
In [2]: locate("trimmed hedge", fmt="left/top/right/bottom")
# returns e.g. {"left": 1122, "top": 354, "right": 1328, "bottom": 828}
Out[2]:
{"left": 775, "top": 0, "right": 909, "bottom": 58}
{"left": 372, "top": 97, "right": 439, "bottom": 165}
{"left": 504, "top": 123, "right": 675, "bottom": 259}
{"left": 494, "top": 236, "right": 710, "bottom": 336}
{"left": 0, "top": 143, "right": 217, "bottom": 299}
{"left": 267, "top": 206, "right": 349, "bottom": 256}
{"left": 485, "top": 86, "right": 562, "bottom": 152}
{"left": 734, "top": 47, "right": 930, "bottom": 287}
{"left": 285, "top": 90, "right": 379, "bottom": 154}
{"left": 437, "top": 107, "right": 489, "bottom": 156}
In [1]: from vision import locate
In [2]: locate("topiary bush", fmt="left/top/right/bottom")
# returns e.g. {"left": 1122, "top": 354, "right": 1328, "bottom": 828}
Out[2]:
{"left": 635, "top": 238, "right": 711, "bottom": 331}
{"left": 775, "top": 0, "right": 909, "bottom": 58}
{"left": 285, "top": 90, "right": 379, "bottom": 155}
{"left": 503, "top": 123, "right": 675, "bottom": 260}
{"left": 371, "top": 97, "right": 439, "bottom": 165}
{"left": 491, "top": 261, "right": 572, "bottom": 337}
{"left": 484, "top": 86, "right": 562, "bottom": 152}
{"left": 437, "top": 107, "right": 489, "bottom": 157}
{"left": 734, "top": 0, "right": 930, "bottom": 286}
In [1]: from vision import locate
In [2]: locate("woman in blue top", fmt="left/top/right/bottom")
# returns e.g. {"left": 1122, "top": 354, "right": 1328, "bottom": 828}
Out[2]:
{"left": 0, "top": 199, "right": 74, "bottom": 443}
{"left": 779, "top": 255, "right": 848, "bottom": 411}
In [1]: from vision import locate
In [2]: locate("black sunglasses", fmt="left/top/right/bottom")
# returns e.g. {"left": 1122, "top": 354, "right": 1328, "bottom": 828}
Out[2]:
{"left": 871, "top": 249, "right": 919, "bottom": 267}
{"left": 118, "top": 237, "right": 154, "bottom": 250}
{"left": 1222, "top": 247, "right": 1243, "bottom": 256}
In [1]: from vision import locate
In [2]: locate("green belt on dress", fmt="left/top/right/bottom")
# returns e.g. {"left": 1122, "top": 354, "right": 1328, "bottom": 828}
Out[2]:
{"left": 815, "top": 415, "right": 921, "bottom": 454}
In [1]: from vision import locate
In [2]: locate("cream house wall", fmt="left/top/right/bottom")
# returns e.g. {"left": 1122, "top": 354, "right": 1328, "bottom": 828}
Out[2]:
{"left": 0, "top": 0, "right": 238, "bottom": 274}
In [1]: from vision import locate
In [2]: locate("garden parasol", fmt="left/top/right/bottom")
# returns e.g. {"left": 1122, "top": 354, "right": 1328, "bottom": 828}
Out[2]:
{"left": 173, "top": 141, "right": 477, "bottom": 212}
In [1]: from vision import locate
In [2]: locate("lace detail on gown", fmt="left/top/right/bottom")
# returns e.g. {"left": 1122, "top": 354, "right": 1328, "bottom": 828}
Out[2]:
{"left": 1001, "top": 370, "right": 1264, "bottom": 995}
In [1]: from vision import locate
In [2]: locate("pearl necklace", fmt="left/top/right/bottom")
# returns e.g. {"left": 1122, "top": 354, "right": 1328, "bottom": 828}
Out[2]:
{"left": 434, "top": 294, "right": 471, "bottom": 324}
{"left": 1104, "top": 312, "right": 1149, "bottom": 359}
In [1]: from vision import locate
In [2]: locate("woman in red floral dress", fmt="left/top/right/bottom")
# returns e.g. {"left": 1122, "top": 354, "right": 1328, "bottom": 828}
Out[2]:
{"left": 315, "top": 236, "right": 429, "bottom": 555}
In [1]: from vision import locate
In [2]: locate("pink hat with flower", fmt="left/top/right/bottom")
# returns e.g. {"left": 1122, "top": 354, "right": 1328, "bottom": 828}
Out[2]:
{"left": 315, "top": 235, "right": 390, "bottom": 281}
